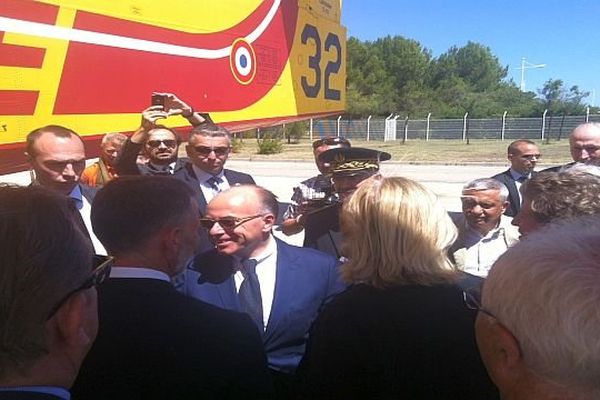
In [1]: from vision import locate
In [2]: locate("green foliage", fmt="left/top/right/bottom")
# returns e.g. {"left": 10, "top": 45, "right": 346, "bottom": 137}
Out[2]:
{"left": 256, "top": 138, "right": 283, "bottom": 154}
{"left": 230, "top": 138, "right": 243, "bottom": 153}
{"left": 346, "top": 36, "right": 590, "bottom": 118}
{"left": 537, "top": 79, "right": 589, "bottom": 115}
{"left": 286, "top": 122, "right": 306, "bottom": 143}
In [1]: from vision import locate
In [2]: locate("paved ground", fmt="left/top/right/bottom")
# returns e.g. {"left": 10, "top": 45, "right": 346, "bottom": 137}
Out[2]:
{"left": 1, "top": 160, "right": 518, "bottom": 212}
{"left": 0, "top": 160, "right": 538, "bottom": 246}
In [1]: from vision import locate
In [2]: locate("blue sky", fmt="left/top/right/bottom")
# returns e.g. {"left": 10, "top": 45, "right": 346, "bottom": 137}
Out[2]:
{"left": 342, "top": 0, "right": 600, "bottom": 106}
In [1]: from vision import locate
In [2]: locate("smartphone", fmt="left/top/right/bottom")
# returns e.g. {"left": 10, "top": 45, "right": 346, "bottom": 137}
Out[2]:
{"left": 151, "top": 94, "right": 165, "bottom": 110}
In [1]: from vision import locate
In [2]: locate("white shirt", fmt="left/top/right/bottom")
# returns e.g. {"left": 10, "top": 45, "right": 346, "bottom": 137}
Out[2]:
{"left": 192, "top": 165, "right": 230, "bottom": 203}
{"left": 509, "top": 168, "right": 530, "bottom": 205}
{"left": 109, "top": 266, "right": 171, "bottom": 282}
{"left": 70, "top": 185, "right": 106, "bottom": 255}
{"left": 462, "top": 224, "right": 509, "bottom": 278}
{"left": 233, "top": 235, "right": 277, "bottom": 331}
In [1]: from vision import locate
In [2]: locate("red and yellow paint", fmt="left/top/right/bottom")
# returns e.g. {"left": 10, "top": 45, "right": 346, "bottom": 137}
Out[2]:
{"left": 0, "top": 0, "right": 346, "bottom": 173}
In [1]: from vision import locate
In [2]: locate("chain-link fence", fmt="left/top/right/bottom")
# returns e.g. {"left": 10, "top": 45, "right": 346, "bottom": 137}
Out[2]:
{"left": 311, "top": 112, "right": 600, "bottom": 141}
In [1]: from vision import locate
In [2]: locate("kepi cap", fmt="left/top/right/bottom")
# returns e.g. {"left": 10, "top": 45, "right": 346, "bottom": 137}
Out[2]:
{"left": 319, "top": 147, "right": 391, "bottom": 177}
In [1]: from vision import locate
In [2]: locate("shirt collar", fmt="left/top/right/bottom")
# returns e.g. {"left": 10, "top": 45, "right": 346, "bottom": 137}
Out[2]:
{"left": 509, "top": 168, "right": 529, "bottom": 181}
{"left": 69, "top": 185, "right": 83, "bottom": 210}
{"left": 109, "top": 266, "right": 171, "bottom": 282}
{"left": 0, "top": 386, "right": 70, "bottom": 399}
{"left": 236, "top": 235, "right": 276, "bottom": 268}
{"left": 192, "top": 164, "right": 225, "bottom": 183}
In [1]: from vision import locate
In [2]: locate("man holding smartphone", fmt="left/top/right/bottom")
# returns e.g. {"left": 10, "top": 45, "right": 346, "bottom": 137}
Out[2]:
{"left": 115, "top": 92, "right": 207, "bottom": 176}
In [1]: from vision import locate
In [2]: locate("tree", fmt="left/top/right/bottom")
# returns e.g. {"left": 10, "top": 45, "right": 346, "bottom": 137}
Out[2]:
{"left": 538, "top": 79, "right": 589, "bottom": 115}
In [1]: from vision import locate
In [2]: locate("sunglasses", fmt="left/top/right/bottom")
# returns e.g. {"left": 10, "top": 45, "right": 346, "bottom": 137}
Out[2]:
{"left": 146, "top": 139, "right": 178, "bottom": 148}
{"left": 194, "top": 146, "right": 230, "bottom": 156}
{"left": 46, "top": 254, "right": 114, "bottom": 320}
{"left": 199, "top": 214, "right": 264, "bottom": 230}
{"left": 312, "top": 137, "right": 350, "bottom": 149}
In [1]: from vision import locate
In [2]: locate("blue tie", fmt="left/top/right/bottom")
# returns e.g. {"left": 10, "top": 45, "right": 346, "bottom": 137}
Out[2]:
{"left": 207, "top": 176, "right": 222, "bottom": 192}
{"left": 239, "top": 259, "right": 263, "bottom": 333}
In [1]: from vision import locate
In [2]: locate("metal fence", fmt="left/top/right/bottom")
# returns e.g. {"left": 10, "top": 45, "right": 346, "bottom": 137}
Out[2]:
{"left": 310, "top": 111, "right": 600, "bottom": 141}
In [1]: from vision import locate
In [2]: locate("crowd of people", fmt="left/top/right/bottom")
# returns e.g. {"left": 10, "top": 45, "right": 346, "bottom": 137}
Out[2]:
{"left": 2, "top": 92, "right": 600, "bottom": 400}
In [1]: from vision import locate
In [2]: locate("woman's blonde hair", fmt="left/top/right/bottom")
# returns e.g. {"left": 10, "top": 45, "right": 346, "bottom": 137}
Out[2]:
{"left": 340, "top": 176, "right": 458, "bottom": 288}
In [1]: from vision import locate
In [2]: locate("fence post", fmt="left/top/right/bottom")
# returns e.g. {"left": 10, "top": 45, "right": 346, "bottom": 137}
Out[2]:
{"left": 586, "top": 106, "right": 590, "bottom": 123}
{"left": 541, "top": 109, "right": 548, "bottom": 140}
{"left": 257, "top": 127, "right": 261, "bottom": 140}
{"left": 309, "top": 118, "right": 313, "bottom": 141}
{"left": 501, "top": 110, "right": 507, "bottom": 141}
{"left": 426, "top": 112, "right": 431, "bottom": 141}
{"left": 366, "top": 115, "right": 372, "bottom": 141}
{"left": 403, "top": 116, "right": 409, "bottom": 143}
{"left": 462, "top": 112, "right": 469, "bottom": 141}
{"left": 336, "top": 115, "right": 342, "bottom": 137}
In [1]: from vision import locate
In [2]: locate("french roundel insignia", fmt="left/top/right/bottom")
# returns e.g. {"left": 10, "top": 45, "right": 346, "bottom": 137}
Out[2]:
{"left": 230, "top": 39, "right": 257, "bottom": 85}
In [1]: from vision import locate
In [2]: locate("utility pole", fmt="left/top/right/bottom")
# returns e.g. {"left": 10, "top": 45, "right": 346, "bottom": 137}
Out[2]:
{"left": 517, "top": 57, "right": 546, "bottom": 92}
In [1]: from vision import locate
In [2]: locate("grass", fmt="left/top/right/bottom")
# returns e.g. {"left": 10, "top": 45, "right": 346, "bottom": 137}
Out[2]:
{"left": 224, "top": 138, "right": 572, "bottom": 166}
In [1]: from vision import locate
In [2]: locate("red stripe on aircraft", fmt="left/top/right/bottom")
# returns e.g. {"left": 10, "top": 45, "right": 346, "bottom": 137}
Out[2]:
{"left": 72, "top": 0, "right": 276, "bottom": 49}
{"left": 0, "top": 0, "right": 58, "bottom": 24}
{"left": 0, "top": 90, "right": 38, "bottom": 115}
{"left": 53, "top": 1, "right": 298, "bottom": 114}
{"left": 0, "top": 32, "right": 45, "bottom": 68}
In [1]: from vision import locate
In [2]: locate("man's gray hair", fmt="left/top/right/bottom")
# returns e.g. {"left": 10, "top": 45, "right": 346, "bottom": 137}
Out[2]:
{"left": 462, "top": 178, "right": 509, "bottom": 202}
{"left": 100, "top": 132, "right": 127, "bottom": 146}
{"left": 483, "top": 217, "right": 600, "bottom": 393}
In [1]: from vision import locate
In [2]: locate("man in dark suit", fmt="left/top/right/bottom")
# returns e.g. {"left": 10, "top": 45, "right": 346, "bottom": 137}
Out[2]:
{"left": 72, "top": 176, "right": 272, "bottom": 400}
{"left": 491, "top": 139, "right": 540, "bottom": 217}
{"left": 0, "top": 185, "right": 104, "bottom": 400}
{"left": 25, "top": 124, "right": 105, "bottom": 254}
{"left": 115, "top": 92, "right": 209, "bottom": 176}
{"left": 185, "top": 185, "right": 344, "bottom": 397}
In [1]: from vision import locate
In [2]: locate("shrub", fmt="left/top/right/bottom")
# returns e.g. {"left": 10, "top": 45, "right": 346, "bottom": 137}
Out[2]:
{"left": 256, "top": 138, "right": 283, "bottom": 154}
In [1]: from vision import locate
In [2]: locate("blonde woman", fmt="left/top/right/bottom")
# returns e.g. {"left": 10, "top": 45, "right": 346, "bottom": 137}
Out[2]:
{"left": 300, "top": 177, "right": 498, "bottom": 399}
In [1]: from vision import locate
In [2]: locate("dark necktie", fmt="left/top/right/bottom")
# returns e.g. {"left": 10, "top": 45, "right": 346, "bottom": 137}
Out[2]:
{"left": 239, "top": 259, "right": 263, "bottom": 333}
{"left": 517, "top": 175, "right": 527, "bottom": 183}
{"left": 207, "top": 176, "right": 222, "bottom": 192}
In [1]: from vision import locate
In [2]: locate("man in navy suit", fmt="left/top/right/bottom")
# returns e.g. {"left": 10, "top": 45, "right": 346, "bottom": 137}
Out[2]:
{"left": 491, "top": 139, "right": 540, "bottom": 217}
{"left": 72, "top": 176, "right": 271, "bottom": 399}
{"left": 0, "top": 185, "right": 103, "bottom": 400}
{"left": 185, "top": 185, "right": 345, "bottom": 397}
{"left": 25, "top": 124, "right": 106, "bottom": 254}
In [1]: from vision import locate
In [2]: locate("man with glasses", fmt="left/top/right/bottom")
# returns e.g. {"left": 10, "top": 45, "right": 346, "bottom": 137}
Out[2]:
{"left": 25, "top": 124, "right": 106, "bottom": 254}
{"left": 0, "top": 185, "right": 104, "bottom": 399}
{"left": 185, "top": 185, "right": 344, "bottom": 398}
{"left": 491, "top": 139, "right": 540, "bottom": 217}
{"left": 72, "top": 176, "right": 271, "bottom": 399}
{"left": 281, "top": 136, "right": 351, "bottom": 236}
{"left": 470, "top": 217, "right": 600, "bottom": 399}
{"left": 115, "top": 93, "right": 207, "bottom": 176}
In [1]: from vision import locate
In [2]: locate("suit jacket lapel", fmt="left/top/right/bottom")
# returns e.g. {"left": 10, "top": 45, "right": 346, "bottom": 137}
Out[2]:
{"left": 263, "top": 240, "right": 296, "bottom": 341}
{"left": 215, "top": 277, "right": 241, "bottom": 311}
{"left": 181, "top": 163, "right": 208, "bottom": 214}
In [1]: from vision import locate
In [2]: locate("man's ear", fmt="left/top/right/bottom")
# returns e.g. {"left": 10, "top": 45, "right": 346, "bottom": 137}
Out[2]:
{"left": 485, "top": 319, "right": 524, "bottom": 389}
{"left": 262, "top": 213, "right": 276, "bottom": 232}
{"left": 52, "top": 289, "right": 98, "bottom": 350}
{"left": 502, "top": 201, "right": 509, "bottom": 213}
{"left": 507, "top": 153, "right": 514, "bottom": 162}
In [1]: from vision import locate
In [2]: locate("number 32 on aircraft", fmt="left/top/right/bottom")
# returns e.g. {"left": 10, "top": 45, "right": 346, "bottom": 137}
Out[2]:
{"left": 301, "top": 24, "right": 342, "bottom": 101}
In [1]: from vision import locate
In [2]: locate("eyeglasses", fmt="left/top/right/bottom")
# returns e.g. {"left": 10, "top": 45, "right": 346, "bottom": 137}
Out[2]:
{"left": 463, "top": 285, "right": 496, "bottom": 320}
{"left": 46, "top": 255, "right": 114, "bottom": 320}
{"left": 199, "top": 214, "right": 264, "bottom": 230}
{"left": 520, "top": 154, "right": 541, "bottom": 160}
{"left": 312, "top": 137, "right": 350, "bottom": 149}
{"left": 193, "top": 146, "right": 230, "bottom": 156}
{"left": 146, "top": 139, "right": 178, "bottom": 148}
